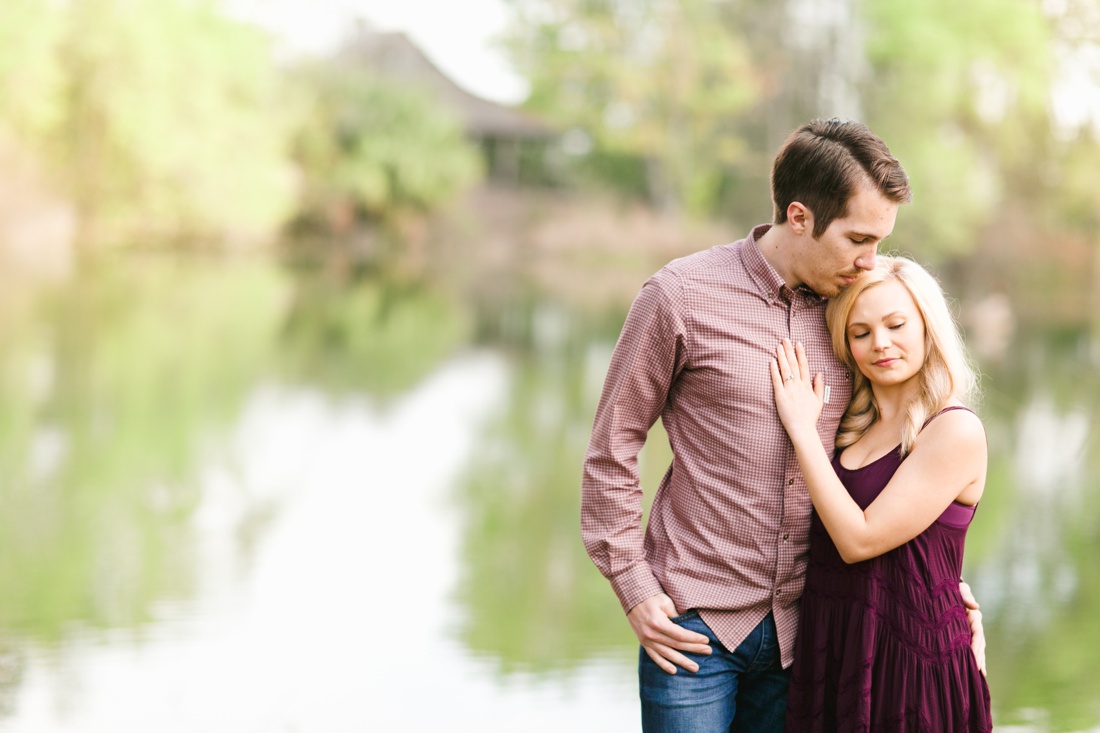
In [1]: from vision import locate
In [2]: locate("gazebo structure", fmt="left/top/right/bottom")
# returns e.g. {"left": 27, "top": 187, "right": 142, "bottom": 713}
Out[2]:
{"left": 339, "top": 28, "right": 556, "bottom": 184}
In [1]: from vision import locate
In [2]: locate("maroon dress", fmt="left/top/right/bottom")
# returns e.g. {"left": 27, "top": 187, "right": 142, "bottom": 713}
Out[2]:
{"left": 785, "top": 407, "right": 992, "bottom": 732}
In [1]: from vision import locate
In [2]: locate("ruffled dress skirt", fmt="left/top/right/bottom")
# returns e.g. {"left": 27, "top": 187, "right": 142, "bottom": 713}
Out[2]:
{"left": 784, "top": 449, "right": 992, "bottom": 732}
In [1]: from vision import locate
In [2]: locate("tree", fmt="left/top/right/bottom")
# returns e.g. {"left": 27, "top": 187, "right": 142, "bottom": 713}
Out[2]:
{"left": 503, "top": 0, "right": 761, "bottom": 216}
{"left": 502, "top": 0, "right": 1067, "bottom": 263}
{"left": 60, "top": 0, "right": 297, "bottom": 247}
{"left": 860, "top": 0, "right": 1056, "bottom": 260}
{"left": 289, "top": 63, "right": 482, "bottom": 233}
{"left": 0, "top": 0, "right": 65, "bottom": 146}
{"left": 1045, "top": 0, "right": 1100, "bottom": 347}
{"left": 0, "top": 0, "right": 297, "bottom": 249}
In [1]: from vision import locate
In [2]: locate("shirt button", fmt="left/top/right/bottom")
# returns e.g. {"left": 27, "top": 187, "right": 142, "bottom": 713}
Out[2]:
{"left": 783, "top": 533, "right": 789, "bottom": 541}
{"left": 787, "top": 478, "right": 794, "bottom": 486}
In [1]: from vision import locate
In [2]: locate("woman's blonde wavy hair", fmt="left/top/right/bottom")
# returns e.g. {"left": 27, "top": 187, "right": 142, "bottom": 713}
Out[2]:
{"left": 825, "top": 255, "right": 978, "bottom": 456}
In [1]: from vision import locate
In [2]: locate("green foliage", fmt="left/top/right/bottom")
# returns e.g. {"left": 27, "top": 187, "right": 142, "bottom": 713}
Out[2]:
{"left": 0, "top": 0, "right": 296, "bottom": 247}
{"left": 0, "top": 0, "right": 65, "bottom": 142}
{"left": 852, "top": 0, "right": 1056, "bottom": 260}
{"left": 1056, "top": 134, "right": 1100, "bottom": 231}
{"left": 503, "top": 0, "right": 761, "bottom": 216}
{"left": 501, "top": 0, "right": 1079, "bottom": 262}
{"left": 58, "top": 0, "right": 295, "bottom": 245}
{"left": 0, "top": 1, "right": 491, "bottom": 248}
{"left": 290, "top": 64, "right": 483, "bottom": 228}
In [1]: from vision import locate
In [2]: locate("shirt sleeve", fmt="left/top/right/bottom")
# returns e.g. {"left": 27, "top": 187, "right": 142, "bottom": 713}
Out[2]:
{"left": 580, "top": 273, "right": 687, "bottom": 614}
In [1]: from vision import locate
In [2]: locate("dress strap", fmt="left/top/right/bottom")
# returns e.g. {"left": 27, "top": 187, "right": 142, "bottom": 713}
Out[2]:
{"left": 921, "top": 405, "right": 975, "bottom": 429}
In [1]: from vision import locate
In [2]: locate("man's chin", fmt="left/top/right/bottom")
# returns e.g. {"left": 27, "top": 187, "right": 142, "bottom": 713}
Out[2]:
{"left": 812, "top": 282, "right": 844, "bottom": 299}
{"left": 828, "top": 274, "right": 862, "bottom": 297}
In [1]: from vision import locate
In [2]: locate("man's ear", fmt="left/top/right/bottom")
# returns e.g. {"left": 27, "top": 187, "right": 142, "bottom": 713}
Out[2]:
{"left": 787, "top": 202, "right": 814, "bottom": 236}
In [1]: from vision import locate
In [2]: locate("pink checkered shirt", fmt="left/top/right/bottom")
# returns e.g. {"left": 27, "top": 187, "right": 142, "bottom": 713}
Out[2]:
{"left": 581, "top": 224, "right": 853, "bottom": 667}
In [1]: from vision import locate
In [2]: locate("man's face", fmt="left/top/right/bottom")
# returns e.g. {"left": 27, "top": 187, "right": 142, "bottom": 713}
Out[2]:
{"left": 797, "top": 185, "right": 899, "bottom": 298}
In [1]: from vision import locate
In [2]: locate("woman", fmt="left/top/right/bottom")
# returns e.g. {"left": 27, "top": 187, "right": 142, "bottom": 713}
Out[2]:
{"left": 770, "top": 255, "right": 992, "bottom": 732}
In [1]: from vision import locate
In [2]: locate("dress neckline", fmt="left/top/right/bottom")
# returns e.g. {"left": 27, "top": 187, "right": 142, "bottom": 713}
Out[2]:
{"left": 836, "top": 445, "right": 901, "bottom": 473}
{"left": 835, "top": 405, "right": 975, "bottom": 473}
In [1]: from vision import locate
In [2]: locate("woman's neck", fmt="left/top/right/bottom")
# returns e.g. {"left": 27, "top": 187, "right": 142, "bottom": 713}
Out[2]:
{"left": 870, "top": 379, "right": 920, "bottom": 426}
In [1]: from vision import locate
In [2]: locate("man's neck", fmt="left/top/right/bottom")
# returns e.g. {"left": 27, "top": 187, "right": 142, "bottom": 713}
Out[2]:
{"left": 755, "top": 223, "right": 801, "bottom": 290}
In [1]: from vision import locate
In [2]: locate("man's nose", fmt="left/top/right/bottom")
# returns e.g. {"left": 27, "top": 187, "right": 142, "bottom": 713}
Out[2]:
{"left": 855, "top": 248, "right": 877, "bottom": 271}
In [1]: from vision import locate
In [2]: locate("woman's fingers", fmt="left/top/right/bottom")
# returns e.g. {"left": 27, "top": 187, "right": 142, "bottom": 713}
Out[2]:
{"left": 776, "top": 339, "right": 808, "bottom": 384}
{"left": 769, "top": 358, "right": 784, "bottom": 390}
{"left": 795, "top": 341, "right": 811, "bottom": 380}
{"left": 774, "top": 343, "right": 790, "bottom": 381}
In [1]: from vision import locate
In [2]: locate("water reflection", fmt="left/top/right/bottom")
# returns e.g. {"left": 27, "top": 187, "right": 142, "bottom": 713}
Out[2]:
{"left": 967, "top": 335, "right": 1100, "bottom": 732}
{"left": 279, "top": 269, "right": 474, "bottom": 398}
{"left": 0, "top": 258, "right": 286, "bottom": 643}
{"left": 451, "top": 300, "right": 675, "bottom": 679}
{"left": 0, "top": 256, "right": 1097, "bottom": 731}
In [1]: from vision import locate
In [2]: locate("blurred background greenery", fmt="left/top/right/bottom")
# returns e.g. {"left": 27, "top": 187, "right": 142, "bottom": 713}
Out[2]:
{"left": 0, "top": 0, "right": 1098, "bottom": 730}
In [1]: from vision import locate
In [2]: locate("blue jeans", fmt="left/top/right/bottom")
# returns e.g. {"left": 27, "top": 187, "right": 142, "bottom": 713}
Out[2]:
{"left": 639, "top": 610, "right": 789, "bottom": 733}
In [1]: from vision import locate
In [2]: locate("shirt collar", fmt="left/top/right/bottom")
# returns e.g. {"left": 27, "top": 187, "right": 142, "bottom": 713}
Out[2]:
{"left": 741, "top": 223, "right": 788, "bottom": 302}
{"left": 740, "top": 223, "right": 827, "bottom": 304}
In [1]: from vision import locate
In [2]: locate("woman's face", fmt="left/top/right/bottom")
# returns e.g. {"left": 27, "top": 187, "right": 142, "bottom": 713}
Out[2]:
{"left": 845, "top": 279, "right": 927, "bottom": 388}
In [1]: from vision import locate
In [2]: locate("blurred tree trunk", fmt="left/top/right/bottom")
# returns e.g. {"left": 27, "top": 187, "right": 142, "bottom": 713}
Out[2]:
{"left": 708, "top": 0, "right": 865, "bottom": 224}
{"left": 1092, "top": 240, "right": 1100, "bottom": 361}
{"left": 1048, "top": 0, "right": 1100, "bottom": 357}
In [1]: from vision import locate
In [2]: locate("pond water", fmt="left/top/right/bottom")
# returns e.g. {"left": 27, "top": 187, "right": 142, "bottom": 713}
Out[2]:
{"left": 0, "top": 252, "right": 1097, "bottom": 731}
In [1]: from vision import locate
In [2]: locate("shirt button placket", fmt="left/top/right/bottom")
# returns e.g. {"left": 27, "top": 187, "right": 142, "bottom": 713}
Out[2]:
{"left": 783, "top": 478, "right": 794, "bottom": 545}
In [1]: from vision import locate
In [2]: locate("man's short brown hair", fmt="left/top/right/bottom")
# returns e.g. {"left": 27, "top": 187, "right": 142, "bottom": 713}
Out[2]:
{"left": 771, "top": 118, "right": 912, "bottom": 238}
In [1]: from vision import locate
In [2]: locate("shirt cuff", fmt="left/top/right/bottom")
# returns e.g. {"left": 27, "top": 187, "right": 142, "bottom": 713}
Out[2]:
{"left": 610, "top": 562, "right": 665, "bottom": 614}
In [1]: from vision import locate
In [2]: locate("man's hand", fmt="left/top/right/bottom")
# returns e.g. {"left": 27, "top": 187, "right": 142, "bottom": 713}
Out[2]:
{"left": 960, "top": 580, "right": 987, "bottom": 677}
{"left": 627, "top": 593, "right": 712, "bottom": 674}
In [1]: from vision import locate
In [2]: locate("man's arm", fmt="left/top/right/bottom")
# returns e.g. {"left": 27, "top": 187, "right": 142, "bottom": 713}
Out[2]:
{"left": 960, "top": 581, "right": 986, "bottom": 676}
{"left": 580, "top": 277, "right": 710, "bottom": 673}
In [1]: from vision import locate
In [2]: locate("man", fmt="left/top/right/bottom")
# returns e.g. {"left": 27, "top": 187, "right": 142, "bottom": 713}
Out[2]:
{"left": 581, "top": 118, "right": 984, "bottom": 732}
